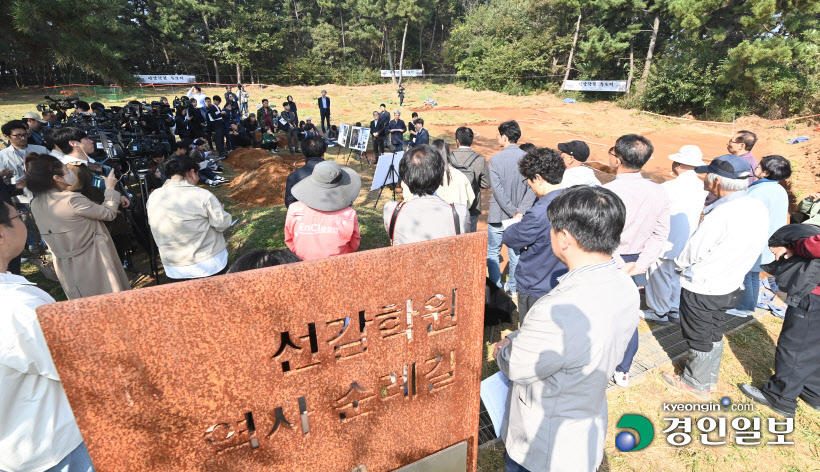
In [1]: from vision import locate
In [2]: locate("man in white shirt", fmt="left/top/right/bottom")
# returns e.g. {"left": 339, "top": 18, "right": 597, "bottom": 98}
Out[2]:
{"left": 643, "top": 145, "right": 708, "bottom": 325}
{"left": 0, "top": 120, "right": 49, "bottom": 204}
{"left": 0, "top": 201, "right": 95, "bottom": 471}
{"left": 557, "top": 140, "right": 601, "bottom": 188}
{"left": 663, "top": 154, "right": 769, "bottom": 400}
{"left": 187, "top": 85, "right": 208, "bottom": 120}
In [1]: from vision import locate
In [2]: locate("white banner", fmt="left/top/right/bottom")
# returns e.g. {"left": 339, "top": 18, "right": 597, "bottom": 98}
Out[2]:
{"left": 562, "top": 80, "right": 628, "bottom": 92}
{"left": 136, "top": 75, "right": 196, "bottom": 84}
{"left": 380, "top": 69, "right": 423, "bottom": 78}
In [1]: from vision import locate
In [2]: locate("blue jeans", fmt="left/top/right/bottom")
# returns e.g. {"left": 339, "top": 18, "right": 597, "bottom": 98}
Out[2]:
{"left": 392, "top": 141, "right": 404, "bottom": 152}
{"left": 737, "top": 271, "right": 760, "bottom": 312}
{"left": 45, "top": 442, "right": 95, "bottom": 472}
{"left": 488, "top": 223, "right": 520, "bottom": 292}
{"left": 240, "top": 103, "right": 248, "bottom": 118}
{"left": 505, "top": 452, "right": 531, "bottom": 472}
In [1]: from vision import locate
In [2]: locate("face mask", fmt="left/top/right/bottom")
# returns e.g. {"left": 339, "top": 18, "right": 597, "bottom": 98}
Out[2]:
{"left": 62, "top": 168, "right": 76, "bottom": 186}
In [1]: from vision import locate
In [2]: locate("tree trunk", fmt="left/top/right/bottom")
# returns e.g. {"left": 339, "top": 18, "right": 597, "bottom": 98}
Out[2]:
{"left": 638, "top": 12, "right": 660, "bottom": 92}
{"left": 398, "top": 21, "right": 409, "bottom": 86}
{"left": 562, "top": 11, "right": 582, "bottom": 90}
{"left": 236, "top": 63, "right": 242, "bottom": 84}
{"left": 626, "top": 42, "right": 634, "bottom": 96}
{"left": 213, "top": 59, "right": 220, "bottom": 83}
{"left": 418, "top": 24, "right": 424, "bottom": 72}
{"left": 430, "top": 11, "right": 437, "bottom": 51}
{"left": 339, "top": 6, "right": 346, "bottom": 56}
{"left": 163, "top": 47, "right": 171, "bottom": 65}
{"left": 385, "top": 28, "right": 397, "bottom": 85}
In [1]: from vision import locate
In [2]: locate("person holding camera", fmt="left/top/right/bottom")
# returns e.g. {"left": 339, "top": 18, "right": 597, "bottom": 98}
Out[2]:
{"left": 147, "top": 156, "right": 233, "bottom": 282}
{"left": 27, "top": 154, "right": 131, "bottom": 299}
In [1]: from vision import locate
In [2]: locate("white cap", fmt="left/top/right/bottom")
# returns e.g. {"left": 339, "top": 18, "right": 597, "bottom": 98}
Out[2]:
{"left": 668, "top": 145, "right": 705, "bottom": 167}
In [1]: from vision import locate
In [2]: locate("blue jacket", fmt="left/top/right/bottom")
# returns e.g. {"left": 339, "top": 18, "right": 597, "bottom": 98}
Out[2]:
{"left": 502, "top": 189, "right": 568, "bottom": 298}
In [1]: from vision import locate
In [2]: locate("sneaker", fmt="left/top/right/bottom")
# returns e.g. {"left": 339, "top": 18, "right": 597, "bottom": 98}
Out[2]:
{"left": 209, "top": 181, "right": 222, "bottom": 187}
{"left": 726, "top": 308, "right": 753, "bottom": 317}
{"left": 216, "top": 176, "right": 230, "bottom": 183}
{"left": 739, "top": 384, "right": 794, "bottom": 417}
{"left": 668, "top": 311, "right": 681, "bottom": 323}
{"left": 642, "top": 309, "right": 670, "bottom": 326}
{"left": 614, "top": 371, "right": 630, "bottom": 387}
{"left": 661, "top": 372, "right": 710, "bottom": 401}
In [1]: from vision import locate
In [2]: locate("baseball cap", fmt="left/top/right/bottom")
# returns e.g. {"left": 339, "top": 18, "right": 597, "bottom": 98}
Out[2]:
{"left": 305, "top": 117, "right": 312, "bottom": 121}
{"left": 23, "top": 111, "right": 47, "bottom": 124}
{"left": 557, "top": 140, "right": 590, "bottom": 162}
{"left": 695, "top": 154, "right": 752, "bottom": 180}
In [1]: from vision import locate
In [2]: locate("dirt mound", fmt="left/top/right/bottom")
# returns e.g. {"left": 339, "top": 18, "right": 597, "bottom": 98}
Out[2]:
{"left": 228, "top": 155, "right": 296, "bottom": 207}
{"left": 226, "top": 148, "right": 272, "bottom": 172}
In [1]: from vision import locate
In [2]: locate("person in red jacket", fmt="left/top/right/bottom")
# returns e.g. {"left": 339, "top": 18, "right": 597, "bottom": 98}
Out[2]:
{"left": 739, "top": 233, "right": 820, "bottom": 417}
{"left": 284, "top": 161, "right": 361, "bottom": 261}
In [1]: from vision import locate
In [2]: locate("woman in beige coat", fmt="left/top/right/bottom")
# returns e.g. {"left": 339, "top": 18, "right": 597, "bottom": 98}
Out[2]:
{"left": 27, "top": 154, "right": 131, "bottom": 299}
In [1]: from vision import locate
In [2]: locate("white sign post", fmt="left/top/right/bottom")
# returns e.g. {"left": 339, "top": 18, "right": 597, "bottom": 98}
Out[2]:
{"left": 562, "top": 80, "right": 628, "bottom": 92}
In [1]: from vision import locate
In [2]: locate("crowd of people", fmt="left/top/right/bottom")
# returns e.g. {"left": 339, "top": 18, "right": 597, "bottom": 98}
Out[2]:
{"left": 2, "top": 93, "right": 819, "bottom": 471}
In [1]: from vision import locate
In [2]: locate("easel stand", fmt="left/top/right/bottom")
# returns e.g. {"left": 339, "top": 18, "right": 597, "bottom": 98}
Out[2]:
{"left": 373, "top": 153, "right": 400, "bottom": 208}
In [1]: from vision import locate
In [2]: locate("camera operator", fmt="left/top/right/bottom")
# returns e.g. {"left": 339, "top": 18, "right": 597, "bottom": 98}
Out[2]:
{"left": 52, "top": 127, "right": 135, "bottom": 268}
{"left": 147, "top": 155, "right": 233, "bottom": 282}
{"left": 41, "top": 110, "right": 56, "bottom": 127}
{"left": 23, "top": 112, "right": 47, "bottom": 145}
{"left": 241, "top": 113, "right": 259, "bottom": 147}
{"left": 204, "top": 96, "right": 226, "bottom": 157}
{"left": 74, "top": 100, "right": 91, "bottom": 116}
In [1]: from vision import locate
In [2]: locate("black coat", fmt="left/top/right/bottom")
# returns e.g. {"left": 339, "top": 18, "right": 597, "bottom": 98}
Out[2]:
{"left": 318, "top": 97, "right": 331, "bottom": 115}
{"left": 388, "top": 119, "right": 406, "bottom": 145}
{"left": 761, "top": 224, "right": 820, "bottom": 307}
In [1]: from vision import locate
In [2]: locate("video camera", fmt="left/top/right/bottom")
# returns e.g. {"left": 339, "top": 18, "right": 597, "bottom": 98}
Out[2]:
{"left": 36, "top": 95, "right": 79, "bottom": 113}
{"left": 172, "top": 96, "right": 191, "bottom": 108}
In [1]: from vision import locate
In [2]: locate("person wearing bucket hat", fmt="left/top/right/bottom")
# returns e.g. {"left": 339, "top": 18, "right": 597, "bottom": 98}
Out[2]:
{"left": 643, "top": 145, "right": 708, "bottom": 326}
{"left": 661, "top": 153, "right": 769, "bottom": 400}
{"left": 284, "top": 160, "right": 362, "bottom": 261}
{"left": 557, "top": 140, "right": 600, "bottom": 187}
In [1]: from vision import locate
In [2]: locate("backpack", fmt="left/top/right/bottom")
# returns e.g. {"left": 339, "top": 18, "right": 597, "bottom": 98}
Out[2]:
{"left": 451, "top": 150, "right": 482, "bottom": 193}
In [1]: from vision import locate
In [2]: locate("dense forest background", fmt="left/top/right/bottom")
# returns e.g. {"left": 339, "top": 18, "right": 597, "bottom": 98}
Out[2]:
{"left": 1, "top": 0, "right": 818, "bottom": 120}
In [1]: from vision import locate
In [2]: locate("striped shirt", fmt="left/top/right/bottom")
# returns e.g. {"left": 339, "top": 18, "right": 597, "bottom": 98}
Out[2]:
{"left": 603, "top": 172, "right": 671, "bottom": 272}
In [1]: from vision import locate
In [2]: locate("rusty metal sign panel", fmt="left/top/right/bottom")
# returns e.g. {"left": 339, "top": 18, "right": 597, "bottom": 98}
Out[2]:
{"left": 37, "top": 232, "right": 487, "bottom": 472}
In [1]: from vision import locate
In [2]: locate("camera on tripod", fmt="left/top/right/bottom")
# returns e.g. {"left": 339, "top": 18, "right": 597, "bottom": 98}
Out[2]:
{"left": 37, "top": 95, "right": 79, "bottom": 113}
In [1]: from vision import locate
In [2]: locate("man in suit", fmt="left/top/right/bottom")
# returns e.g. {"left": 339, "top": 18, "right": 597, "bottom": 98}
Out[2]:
{"left": 318, "top": 90, "right": 331, "bottom": 133}
{"left": 412, "top": 118, "right": 429, "bottom": 146}
{"left": 494, "top": 185, "right": 639, "bottom": 472}
{"left": 388, "top": 110, "right": 407, "bottom": 152}
{"left": 370, "top": 111, "right": 387, "bottom": 158}
{"left": 375, "top": 103, "right": 390, "bottom": 152}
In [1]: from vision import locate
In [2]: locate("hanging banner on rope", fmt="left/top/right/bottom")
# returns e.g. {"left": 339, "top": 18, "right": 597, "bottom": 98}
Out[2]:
{"left": 136, "top": 75, "right": 196, "bottom": 84}
{"left": 562, "top": 80, "right": 628, "bottom": 92}
{"left": 380, "top": 70, "right": 424, "bottom": 78}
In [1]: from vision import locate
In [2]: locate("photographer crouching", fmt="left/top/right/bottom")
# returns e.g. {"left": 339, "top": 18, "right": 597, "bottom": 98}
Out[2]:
{"left": 146, "top": 156, "right": 233, "bottom": 282}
